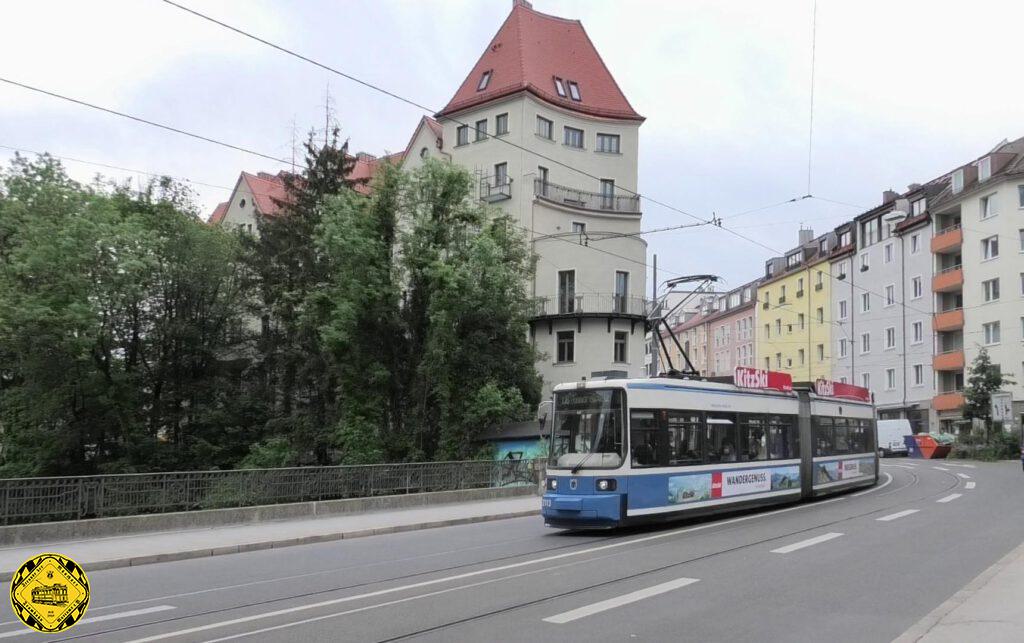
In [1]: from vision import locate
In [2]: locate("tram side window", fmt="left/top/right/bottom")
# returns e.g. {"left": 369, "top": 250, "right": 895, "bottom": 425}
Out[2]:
{"left": 630, "top": 410, "right": 667, "bottom": 467}
{"left": 848, "top": 419, "right": 870, "bottom": 453}
{"left": 768, "top": 415, "right": 799, "bottom": 459}
{"left": 705, "top": 416, "right": 738, "bottom": 463}
{"left": 814, "top": 416, "right": 834, "bottom": 456}
{"left": 738, "top": 414, "right": 768, "bottom": 462}
{"left": 833, "top": 418, "right": 851, "bottom": 454}
{"left": 667, "top": 411, "right": 703, "bottom": 465}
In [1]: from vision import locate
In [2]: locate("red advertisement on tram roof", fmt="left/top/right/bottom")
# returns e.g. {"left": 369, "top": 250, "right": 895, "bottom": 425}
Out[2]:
{"left": 733, "top": 366, "right": 793, "bottom": 393}
{"left": 814, "top": 378, "right": 871, "bottom": 402}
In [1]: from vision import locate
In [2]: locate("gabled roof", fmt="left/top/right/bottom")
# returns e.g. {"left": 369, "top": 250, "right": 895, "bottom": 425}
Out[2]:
{"left": 241, "top": 171, "right": 292, "bottom": 217}
{"left": 437, "top": 1, "right": 643, "bottom": 122}
{"left": 207, "top": 201, "right": 228, "bottom": 225}
{"left": 402, "top": 116, "right": 444, "bottom": 160}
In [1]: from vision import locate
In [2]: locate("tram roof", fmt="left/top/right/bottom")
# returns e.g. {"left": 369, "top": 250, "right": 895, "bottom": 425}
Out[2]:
{"left": 552, "top": 377, "right": 873, "bottom": 406}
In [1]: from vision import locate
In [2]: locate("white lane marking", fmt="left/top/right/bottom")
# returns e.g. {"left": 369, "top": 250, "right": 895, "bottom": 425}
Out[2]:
{"left": 943, "top": 463, "right": 976, "bottom": 469}
{"left": 850, "top": 472, "right": 893, "bottom": 497}
{"left": 0, "top": 606, "right": 175, "bottom": 639}
{"left": 957, "top": 473, "right": 971, "bottom": 479}
{"left": 200, "top": 558, "right": 588, "bottom": 643}
{"left": 876, "top": 509, "right": 919, "bottom": 522}
{"left": 937, "top": 494, "right": 962, "bottom": 503}
{"left": 965, "top": 482, "right": 976, "bottom": 490}
{"left": 882, "top": 464, "right": 917, "bottom": 469}
{"left": 771, "top": 532, "right": 844, "bottom": 554}
{"left": 542, "top": 577, "right": 701, "bottom": 624}
{"left": 123, "top": 497, "right": 846, "bottom": 643}
{"left": 932, "top": 467, "right": 950, "bottom": 471}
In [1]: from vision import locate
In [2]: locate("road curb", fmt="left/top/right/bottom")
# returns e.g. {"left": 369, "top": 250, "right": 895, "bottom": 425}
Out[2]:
{"left": 893, "top": 538, "right": 1024, "bottom": 642}
{"left": 0, "top": 508, "right": 539, "bottom": 583}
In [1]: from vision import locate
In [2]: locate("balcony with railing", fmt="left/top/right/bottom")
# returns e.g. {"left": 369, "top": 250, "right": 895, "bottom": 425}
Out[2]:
{"left": 530, "top": 293, "right": 649, "bottom": 320}
{"left": 933, "top": 349, "right": 965, "bottom": 371}
{"left": 933, "top": 308, "right": 964, "bottom": 332}
{"left": 534, "top": 179, "right": 641, "bottom": 214}
{"left": 480, "top": 175, "right": 512, "bottom": 203}
{"left": 933, "top": 391, "right": 965, "bottom": 412}
{"left": 932, "top": 265, "right": 963, "bottom": 293}
{"left": 931, "top": 223, "right": 962, "bottom": 254}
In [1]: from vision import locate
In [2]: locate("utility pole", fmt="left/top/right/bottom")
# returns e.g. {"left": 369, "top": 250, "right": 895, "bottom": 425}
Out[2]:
{"left": 651, "top": 254, "right": 659, "bottom": 377}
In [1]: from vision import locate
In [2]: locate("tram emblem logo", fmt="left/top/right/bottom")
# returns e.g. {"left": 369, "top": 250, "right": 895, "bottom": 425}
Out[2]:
{"left": 569, "top": 478, "right": 578, "bottom": 490}
{"left": 9, "top": 553, "right": 90, "bottom": 633}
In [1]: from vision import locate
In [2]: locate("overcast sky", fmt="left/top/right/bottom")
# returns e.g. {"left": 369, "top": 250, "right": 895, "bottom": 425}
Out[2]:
{"left": 2, "top": 0, "right": 1022, "bottom": 289}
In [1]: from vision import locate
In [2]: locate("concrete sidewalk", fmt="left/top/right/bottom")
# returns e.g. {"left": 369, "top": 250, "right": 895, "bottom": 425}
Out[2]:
{"left": 0, "top": 495, "right": 540, "bottom": 581}
{"left": 895, "top": 538, "right": 1024, "bottom": 642}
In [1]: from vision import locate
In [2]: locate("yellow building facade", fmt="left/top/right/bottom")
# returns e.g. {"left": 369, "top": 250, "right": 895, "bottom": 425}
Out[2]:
{"left": 755, "top": 252, "right": 832, "bottom": 383}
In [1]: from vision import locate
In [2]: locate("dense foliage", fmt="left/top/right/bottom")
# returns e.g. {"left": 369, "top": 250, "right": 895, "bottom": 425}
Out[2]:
{"left": 0, "top": 140, "right": 539, "bottom": 476}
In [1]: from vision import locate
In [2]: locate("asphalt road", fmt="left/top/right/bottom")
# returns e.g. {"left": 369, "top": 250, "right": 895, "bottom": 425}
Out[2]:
{"left": 4, "top": 460, "right": 1022, "bottom": 642}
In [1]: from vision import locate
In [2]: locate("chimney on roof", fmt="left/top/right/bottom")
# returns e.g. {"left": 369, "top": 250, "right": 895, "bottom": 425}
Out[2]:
{"left": 882, "top": 189, "right": 899, "bottom": 204}
{"left": 798, "top": 227, "right": 814, "bottom": 245}
{"left": 907, "top": 183, "right": 922, "bottom": 192}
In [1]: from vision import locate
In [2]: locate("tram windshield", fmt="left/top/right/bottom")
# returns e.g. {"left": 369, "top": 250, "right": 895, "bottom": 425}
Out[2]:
{"left": 548, "top": 388, "right": 625, "bottom": 469}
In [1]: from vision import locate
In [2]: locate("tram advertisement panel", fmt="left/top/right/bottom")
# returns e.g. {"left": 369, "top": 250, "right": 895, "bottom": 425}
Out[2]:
{"left": 814, "top": 457, "right": 876, "bottom": 484}
{"left": 667, "top": 465, "right": 801, "bottom": 505}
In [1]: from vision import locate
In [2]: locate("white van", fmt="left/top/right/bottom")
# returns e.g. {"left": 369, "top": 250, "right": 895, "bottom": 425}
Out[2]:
{"left": 876, "top": 419, "right": 911, "bottom": 457}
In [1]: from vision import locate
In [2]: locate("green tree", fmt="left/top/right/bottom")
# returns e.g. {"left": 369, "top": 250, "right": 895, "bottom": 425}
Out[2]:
{"left": 964, "top": 347, "right": 1015, "bottom": 443}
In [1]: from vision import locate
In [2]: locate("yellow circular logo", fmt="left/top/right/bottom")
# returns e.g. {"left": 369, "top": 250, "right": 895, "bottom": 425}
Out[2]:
{"left": 9, "top": 553, "right": 90, "bottom": 633}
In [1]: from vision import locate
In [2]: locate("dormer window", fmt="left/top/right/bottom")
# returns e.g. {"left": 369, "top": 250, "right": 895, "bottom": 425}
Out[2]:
{"left": 952, "top": 169, "right": 964, "bottom": 194}
{"left": 553, "top": 77, "right": 566, "bottom": 97}
{"left": 911, "top": 198, "right": 926, "bottom": 215}
{"left": 477, "top": 70, "right": 491, "bottom": 91}
{"left": 786, "top": 252, "right": 801, "bottom": 268}
{"left": 978, "top": 156, "right": 991, "bottom": 182}
{"left": 567, "top": 81, "right": 581, "bottom": 101}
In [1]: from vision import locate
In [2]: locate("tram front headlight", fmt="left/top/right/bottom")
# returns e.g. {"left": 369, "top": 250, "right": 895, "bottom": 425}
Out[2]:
{"left": 596, "top": 478, "right": 617, "bottom": 492}
{"left": 547, "top": 477, "right": 558, "bottom": 491}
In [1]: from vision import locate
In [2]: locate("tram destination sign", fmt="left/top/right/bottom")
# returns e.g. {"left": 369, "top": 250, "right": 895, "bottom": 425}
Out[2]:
{"left": 814, "top": 378, "right": 871, "bottom": 402}
{"left": 733, "top": 366, "right": 793, "bottom": 393}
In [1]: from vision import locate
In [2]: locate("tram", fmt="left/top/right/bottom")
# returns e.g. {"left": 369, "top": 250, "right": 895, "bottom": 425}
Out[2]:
{"left": 541, "top": 367, "right": 877, "bottom": 529}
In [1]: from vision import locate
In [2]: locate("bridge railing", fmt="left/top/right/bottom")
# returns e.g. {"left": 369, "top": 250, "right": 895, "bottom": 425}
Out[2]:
{"left": 0, "top": 458, "right": 545, "bottom": 526}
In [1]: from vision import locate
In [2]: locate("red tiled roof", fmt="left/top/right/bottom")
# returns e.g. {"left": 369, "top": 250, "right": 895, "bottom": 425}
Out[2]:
{"left": 349, "top": 152, "right": 405, "bottom": 195}
{"left": 207, "top": 201, "right": 228, "bottom": 225}
{"left": 241, "top": 171, "right": 292, "bottom": 217}
{"left": 437, "top": 2, "right": 643, "bottom": 122}
{"left": 401, "top": 116, "right": 445, "bottom": 161}
{"left": 424, "top": 116, "right": 443, "bottom": 140}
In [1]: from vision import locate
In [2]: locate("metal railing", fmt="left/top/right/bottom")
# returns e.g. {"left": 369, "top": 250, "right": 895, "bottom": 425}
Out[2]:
{"left": 0, "top": 459, "right": 544, "bottom": 526}
{"left": 534, "top": 179, "right": 640, "bottom": 214}
{"left": 480, "top": 175, "right": 513, "bottom": 202}
{"left": 936, "top": 222, "right": 962, "bottom": 235}
{"left": 937, "top": 264, "right": 963, "bottom": 274}
{"left": 531, "top": 293, "right": 649, "bottom": 317}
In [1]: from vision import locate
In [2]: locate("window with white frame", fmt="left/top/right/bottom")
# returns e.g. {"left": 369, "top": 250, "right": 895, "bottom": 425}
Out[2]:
{"left": 983, "top": 321, "right": 1001, "bottom": 345}
{"left": 912, "top": 321, "right": 923, "bottom": 344}
{"left": 456, "top": 125, "right": 469, "bottom": 146}
{"left": 1019, "top": 185, "right": 1024, "bottom": 208}
{"left": 840, "top": 230, "right": 852, "bottom": 247}
{"left": 839, "top": 338, "right": 848, "bottom": 358}
{"left": 495, "top": 113, "right": 509, "bottom": 135}
{"left": 885, "top": 327, "right": 896, "bottom": 349}
{"left": 885, "top": 285, "right": 895, "bottom": 306}
{"left": 536, "top": 116, "right": 553, "bottom": 139}
{"left": 1019, "top": 228, "right": 1023, "bottom": 252}
{"left": 596, "top": 133, "right": 620, "bottom": 153}
{"left": 563, "top": 126, "right": 584, "bottom": 148}
{"left": 861, "top": 292, "right": 871, "bottom": 313}
{"left": 567, "top": 81, "right": 581, "bottom": 101}
{"left": 981, "top": 194, "right": 997, "bottom": 219}
{"left": 913, "top": 364, "right": 924, "bottom": 386}
{"left": 862, "top": 372, "right": 871, "bottom": 390}
{"left": 912, "top": 276, "right": 922, "bottom": 299}
{"left": 861, "top": 332, "right": 871, "bottom": 353}
{"left": 477, "top": 70, "right": 492, "bottom": 91}
{"left": 911, "top": 233, "right": 920, "bottom": 254}
{"left": 839, "top": 300, "right": 848, "bottom": 319}
{"left": 952, "top": 169, "right": 964, "bottom": 193}
{"left": 787, "top": 253, "right": 801, "bottom": 268}
{"left": 798, "top": 313, "right": 805, "bottom": 330}
{"left": 884, "top": 243, "right": 893, "bottom": 263}
{"left": 982, "top": 236, "right": 999, "bottom": 259}
{"left": 1020, "top": 316, "right": 1024, "bottom": 341}
{"left": 886, "top": 368, "right": 896, "bottom": 390}
{"left": 817, "top": 307, "right": 824, "bottom": 323}
{"left": 862, "top": 218, "right": 879, "bottom": 246}
{"left": 553, "top": 77, "right": 567, "bottom": 97}
{"left": 860, "top": 253, "right": 870, "bottom": 270}
{"left": 798, "top": 349, "right": 805, "bottom": 366}
{"left": 983, "top": 278, "right": 1000, "bottom": 302}
{"left": 817, "top": 344, "right": 824, "bottom": 361}
{"left": 613, "top": 331, "right": 628, "bottom": 363}
{"left": 912, "top": 199, "right": 926, "bottom": 215}
{"left": 978, "top": 156, "right": 991, "bottom": 181}
{"left": 556, "top": 330, "right": 575, "bottom": 362}
{"left": 475, "top": 119, "right": 487, "bottom": 141}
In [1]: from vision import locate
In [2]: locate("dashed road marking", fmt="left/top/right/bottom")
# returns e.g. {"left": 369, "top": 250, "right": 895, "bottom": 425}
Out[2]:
{"left": 0, "top": 606, "right": 176, "bottom": 639}
{"left": 543, "top": 577, "right": 701, "bottom": 624}
{"left": 876, "top": 509, "right": 920, "bottom": 522}
{"left": 957, "top": 473, "right": 971, "bottom": 479}
{"left": 965, "top": 482, "right": 976, "bottom": 490}
{"left": 932, "top": 466, "right": 950, "bottom": 471}
{"left": 771, "top": 532, "right": 844, "bottom": 554}
{"left": 936, "top": 494, "right": 962, "bottom": 503}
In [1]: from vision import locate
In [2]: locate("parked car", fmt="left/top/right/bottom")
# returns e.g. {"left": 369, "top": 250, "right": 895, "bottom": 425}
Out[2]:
{"left": 876, "top": 419, "right": 911, "bottom": 457}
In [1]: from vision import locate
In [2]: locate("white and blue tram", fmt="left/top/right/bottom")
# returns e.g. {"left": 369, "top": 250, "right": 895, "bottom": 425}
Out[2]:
{"left": 541, "top": 376, "right": 877, "bottom": 528}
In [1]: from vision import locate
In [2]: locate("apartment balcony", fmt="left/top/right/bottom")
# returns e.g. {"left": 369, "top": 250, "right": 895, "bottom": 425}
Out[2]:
{"left": 933, "top": 391, "right": 965, "bottom": 412}
{"left": 933, "top": 308, "right": 964, "bottom": 332}
{"left": 931, "top": 224, "right": 963, "bottom": 254}
{"left": 530, "top": 293, "right": 650, "bottom": 322}
{"left": 534, "top": 179, "right": 641, "bottom": 215}
{"left": 933, "top": 349, "right": 965, "bottom": 371}
{"left": 932, "top": 265, "right": 963, "bottom": 293}
{"left": 480, "top": 176, "right": 512, "bottom": 203}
